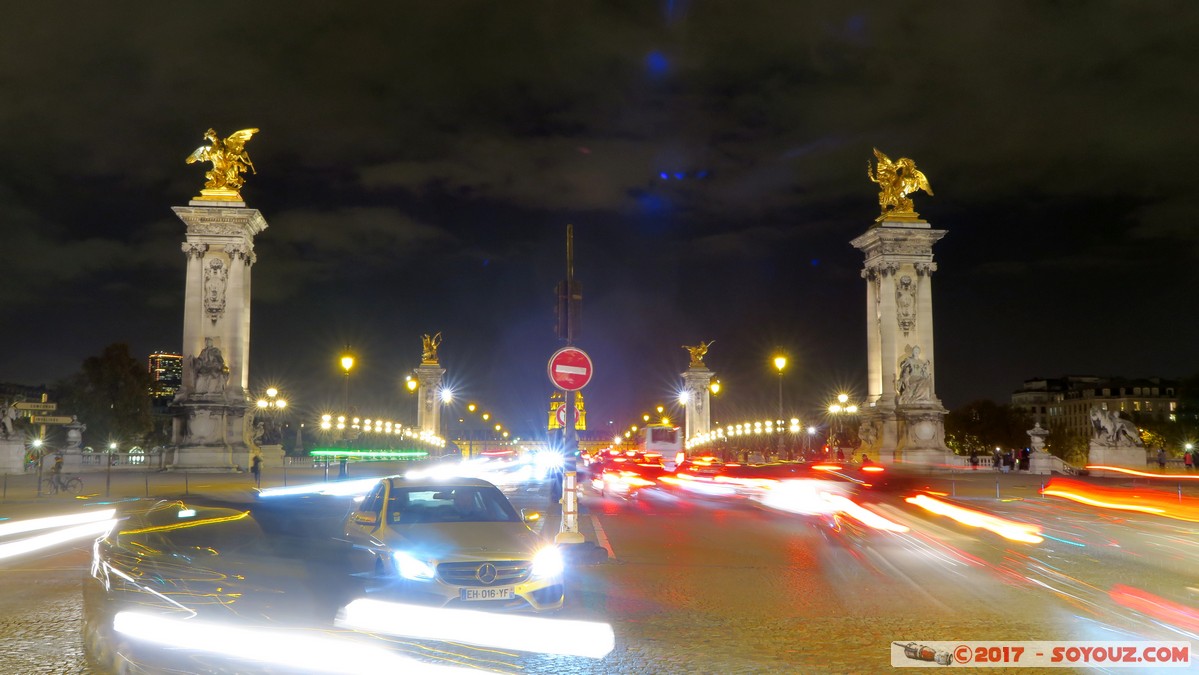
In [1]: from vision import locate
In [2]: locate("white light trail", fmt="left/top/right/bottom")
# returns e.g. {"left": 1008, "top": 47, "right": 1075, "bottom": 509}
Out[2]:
{"left": 0, "top": 508, "right": 116, "bottom": 538}
{"left": 336, "top": 598, "right": 615, "bottom": 659}
{"left": 258, "top": 478, "right": 380, "bottom": 498}
{"left": 113, "top": 611, "right": 465, "bottom": 673}
{"left": 0, "top": 518, "right": 117, "bottom": 561}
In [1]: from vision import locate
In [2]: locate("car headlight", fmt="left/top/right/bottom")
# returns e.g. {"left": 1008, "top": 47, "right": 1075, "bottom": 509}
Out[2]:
{"left": 530, "top": 546, "right": 564, "bottom": 578}
{"left": 393, "top": 551, "right": 436, "bottom": 580}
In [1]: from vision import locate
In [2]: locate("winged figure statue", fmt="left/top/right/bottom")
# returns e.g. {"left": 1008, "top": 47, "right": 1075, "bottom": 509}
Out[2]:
{"left": 421, "top": 332, "right": 443, "bottom": 364}
{"left": 682, "top": 340, "right": 714, "bottom": 368}
{"left": 186, "top": 128, "right": 259, "bottom": 198}
{"left": 867, "top": 148, "right": 932, "bottom": 219}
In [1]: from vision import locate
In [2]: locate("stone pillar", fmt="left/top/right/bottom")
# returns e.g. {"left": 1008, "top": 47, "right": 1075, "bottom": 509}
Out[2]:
{"left": 681, "top": 367, "right": 714, "bottom": 445}
{"left": 851, "top": 218, "right": 951, "bottom": 466}
{"left": 169, "top": 202, "right": 268, "bottom": 471}
{"left": 415, "top": 364, "right": 446, "bottom": 438}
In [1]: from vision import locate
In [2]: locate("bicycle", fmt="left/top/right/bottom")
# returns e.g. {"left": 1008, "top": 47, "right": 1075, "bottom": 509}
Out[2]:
{"left": 41, "top": 475, "right": 84, "bottom": 496}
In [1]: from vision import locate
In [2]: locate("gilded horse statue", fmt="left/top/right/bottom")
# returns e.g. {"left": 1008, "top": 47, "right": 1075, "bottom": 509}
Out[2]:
{"left": 867, "top": 148, "right": 933, "bottom": 219}
{"left": 421, "top": 332, "right": 443, "bottom": 364}
{"left": 186, "top": 128, "right": 259, "bottom": 199}
{"left": 682, "top": 340, "right": 714, "bottom": 368}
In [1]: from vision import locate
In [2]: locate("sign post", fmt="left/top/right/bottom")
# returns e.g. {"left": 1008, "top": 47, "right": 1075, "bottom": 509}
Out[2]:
{"left": 548, "top": 347, "right": 593, "bottom": 545}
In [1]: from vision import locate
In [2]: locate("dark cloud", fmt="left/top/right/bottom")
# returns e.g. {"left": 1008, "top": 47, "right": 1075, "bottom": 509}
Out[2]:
{"left": 2, "top": 2, "right": 1197, "bottom": 433}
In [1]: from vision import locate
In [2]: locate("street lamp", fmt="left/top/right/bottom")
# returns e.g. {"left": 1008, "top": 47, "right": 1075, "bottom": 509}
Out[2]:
{"left": 773, "top": 356, "right": 787, "bottom": 453}
{"left": 340, "top": 346, "right": 354, "bottom": 413}
{"left": 827, "top": 393, "right": 859, "bottom": 460}
{"left": 773, "top": 356, "right": 787, "bottom": 420}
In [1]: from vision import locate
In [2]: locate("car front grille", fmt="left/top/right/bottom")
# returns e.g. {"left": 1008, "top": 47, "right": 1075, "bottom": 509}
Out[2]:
{"left": 437, "top": 560, "right": 532, "bottom": 586}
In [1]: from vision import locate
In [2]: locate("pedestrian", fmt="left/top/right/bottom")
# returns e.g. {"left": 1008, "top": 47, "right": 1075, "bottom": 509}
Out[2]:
{"left": 969, "top": 449, "right": 979, "bottom": 470}
{"left": 1185, "top": 450, "right": 1194, "bottom": 471}
{"left": 993, "top": 448, "right": 1002, "bottom": 472}
{"left": 251, "top": 453, "right": 262, "bottom": 488}
{"left": 50, "top": 454, "right": 66, "bottom": 492}
{"left": 1020, "top": 447, "right": 1031, "bottom": 472}
{"left": 835, "top": 447, "right": 845, "bottom": 462}
{"left": 1157, "top": 447, "right": 1166, "bottom": 471}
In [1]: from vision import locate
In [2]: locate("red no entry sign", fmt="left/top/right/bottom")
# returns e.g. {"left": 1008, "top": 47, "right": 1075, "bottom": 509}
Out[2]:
{"left": 548, "top": 347, "right": 593, "bottom": 391}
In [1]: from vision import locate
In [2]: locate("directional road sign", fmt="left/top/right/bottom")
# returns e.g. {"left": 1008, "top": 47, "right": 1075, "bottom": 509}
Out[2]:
{"left": 31, "top": 415, "right": 73, "bottom": 424}
{"left": 548, "top": 347, "right": 593, "bottom": 391}
{"left": 15, "top": 402, "right": 57, "bottom": 411}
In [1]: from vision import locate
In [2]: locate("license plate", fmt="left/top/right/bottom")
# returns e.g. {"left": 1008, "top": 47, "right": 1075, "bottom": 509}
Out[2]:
{"left": 460, "top": 587, "right": 514, "bottom": 601}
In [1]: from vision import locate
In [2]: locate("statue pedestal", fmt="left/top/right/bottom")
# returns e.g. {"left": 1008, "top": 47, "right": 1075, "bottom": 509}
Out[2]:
{"left": 1088, "top": 443, "right": 1147, "bottom": 476}
{"left": 169, "top": 400, "right": 246, "bottom": 471}
{"left": 0, "top": 438, "right": 25, "bottom": 473}
{"left": 1028, "top": 451, "right": 1057, "bottom": 475}
{"left": 893, "top": 403, "right": 952, "bottom": 467}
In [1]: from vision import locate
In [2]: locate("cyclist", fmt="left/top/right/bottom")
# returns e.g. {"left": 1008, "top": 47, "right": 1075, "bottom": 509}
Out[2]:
{"left": 50, "top": 454, "right": 66, "bottom": 493}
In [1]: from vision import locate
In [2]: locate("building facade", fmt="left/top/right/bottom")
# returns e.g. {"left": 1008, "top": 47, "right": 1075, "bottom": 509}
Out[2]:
{"left": 1012, "top": 376, "right": 1179, "bottom": 438}
{"left": 147, "top": 352, "right": 183, "bottom": 406}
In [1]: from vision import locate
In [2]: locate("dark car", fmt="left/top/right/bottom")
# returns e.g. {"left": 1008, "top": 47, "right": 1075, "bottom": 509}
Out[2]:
{"left": 83, "top": 497, "right": 363, "bottom": 674}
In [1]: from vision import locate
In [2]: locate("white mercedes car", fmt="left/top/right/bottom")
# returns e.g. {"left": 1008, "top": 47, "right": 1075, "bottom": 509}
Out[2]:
{"left": 342, "top": 476, "right": 564, "bottom": 612}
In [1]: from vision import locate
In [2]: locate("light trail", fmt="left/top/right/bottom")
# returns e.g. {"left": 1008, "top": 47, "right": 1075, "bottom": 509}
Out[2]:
{"left": 0, "top": 518, "right": 117, "bottom": 561}
{"left": 904, "top": 494, "right": 1043, "bottom": 544}
{"left": 336, "top": 599, "right": 615, "bottom": 658}
{"left": 113, "top": 611, "right": 466, "bottom": 673}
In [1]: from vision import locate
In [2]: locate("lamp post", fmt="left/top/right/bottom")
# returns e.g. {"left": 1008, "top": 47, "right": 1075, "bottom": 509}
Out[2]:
{"left": 340, "top": 347, "right": 354, "bottom": 415}
{"left": 255, "top": 387, "right": 288, "bottom": 441}
{"left": 827, "top": 393, "right": 858, "bottom": 461}
{"left": 773, "top": 356, "right": 786, "bottom": 453}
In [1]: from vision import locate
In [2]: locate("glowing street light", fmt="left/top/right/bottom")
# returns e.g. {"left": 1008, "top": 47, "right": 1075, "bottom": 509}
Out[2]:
{"left": 340, "top": 346, "right": 354, "bottom": 413}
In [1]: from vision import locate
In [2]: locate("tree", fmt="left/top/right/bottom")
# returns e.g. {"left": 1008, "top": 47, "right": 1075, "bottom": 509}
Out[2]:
{"left": 945, "top": 400, "right": 1030, "bottom": 455}
{"left": 56, "top": 344, "right": 153, "bottom": 450}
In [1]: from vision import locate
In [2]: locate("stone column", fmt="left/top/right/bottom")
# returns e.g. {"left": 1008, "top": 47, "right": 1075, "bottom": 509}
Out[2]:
{"left": 169, "top": 202, "right": 268, "bottom": 471}
{"left": 415, "top": 364, "right": 446, "bottom": 438}
{"left": 681, "top": 367, "right": 714, "bottom": 444}
{"left": 851, "top": 218, "right": 951, "bottom": 466}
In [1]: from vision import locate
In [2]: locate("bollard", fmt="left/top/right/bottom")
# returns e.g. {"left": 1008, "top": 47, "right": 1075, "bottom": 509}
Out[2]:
{"left": 995, "top": 478, "right": 1000, "bottom": 500}
{"left": 283, "top": 465, "right": 287, "bottom": 487}
{"left": 951, "top": 480, "right": 955, "bottom": 498}
{"left": 106, "top": 460, "right": 112, "bottom": 499}
{"left": 1180, "top": 483, "right": 1184, "bottom": 504}
{"left": 3, "top": 473, "right": 6, "bottom": 500}
{"left": 145, "top": 472, "right": 149, "bottom": 497}
{"left": 185, "top": 472, "right": 190, "bottom": 496}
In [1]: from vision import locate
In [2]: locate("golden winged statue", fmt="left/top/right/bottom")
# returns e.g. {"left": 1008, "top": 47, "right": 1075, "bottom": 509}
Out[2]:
{"left": 682, "top": 340, "right": 714, "bottom": 368}
{"left": 186, "top": 128, "right": 259, "bottom": 200}
{"left": 421, "top": 332, "right": 443, "bottom": 365}
{"left": 866, "top": 148, "right": 932, "bottom": 220}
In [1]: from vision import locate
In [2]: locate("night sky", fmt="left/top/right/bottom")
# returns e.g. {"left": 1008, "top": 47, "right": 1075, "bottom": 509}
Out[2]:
{"left": 3, "top": 2, "right": 1196, "bottom": 438}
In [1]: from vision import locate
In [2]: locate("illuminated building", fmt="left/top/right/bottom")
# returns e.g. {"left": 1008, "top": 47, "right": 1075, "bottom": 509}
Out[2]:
{"left": 148, "top": 351, "right": 183, "bottom": 405}
{"left": 1012, "top": 376, "right": 1180, "bottom": 438}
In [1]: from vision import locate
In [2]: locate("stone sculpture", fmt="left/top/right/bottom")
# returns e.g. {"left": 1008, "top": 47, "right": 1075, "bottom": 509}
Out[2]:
{"left": 896, "top": 345, "right": 932, "bottom": 403}
{"left": 1089, "top": 408, "right": 1143, "bottom": 447}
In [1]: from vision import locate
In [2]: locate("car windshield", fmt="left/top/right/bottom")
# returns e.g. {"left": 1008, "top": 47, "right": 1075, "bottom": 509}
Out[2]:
{"left": 387, "top": 484, "right": 521, "bottom": 525}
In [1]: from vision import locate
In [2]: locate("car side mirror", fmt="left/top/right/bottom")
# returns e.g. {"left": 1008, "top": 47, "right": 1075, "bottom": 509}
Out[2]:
{"left": 521, "top": 509, "right": 543, "bottom": 523}
{"left": 352, "top": 512, "right": 379, "bottom": 526}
